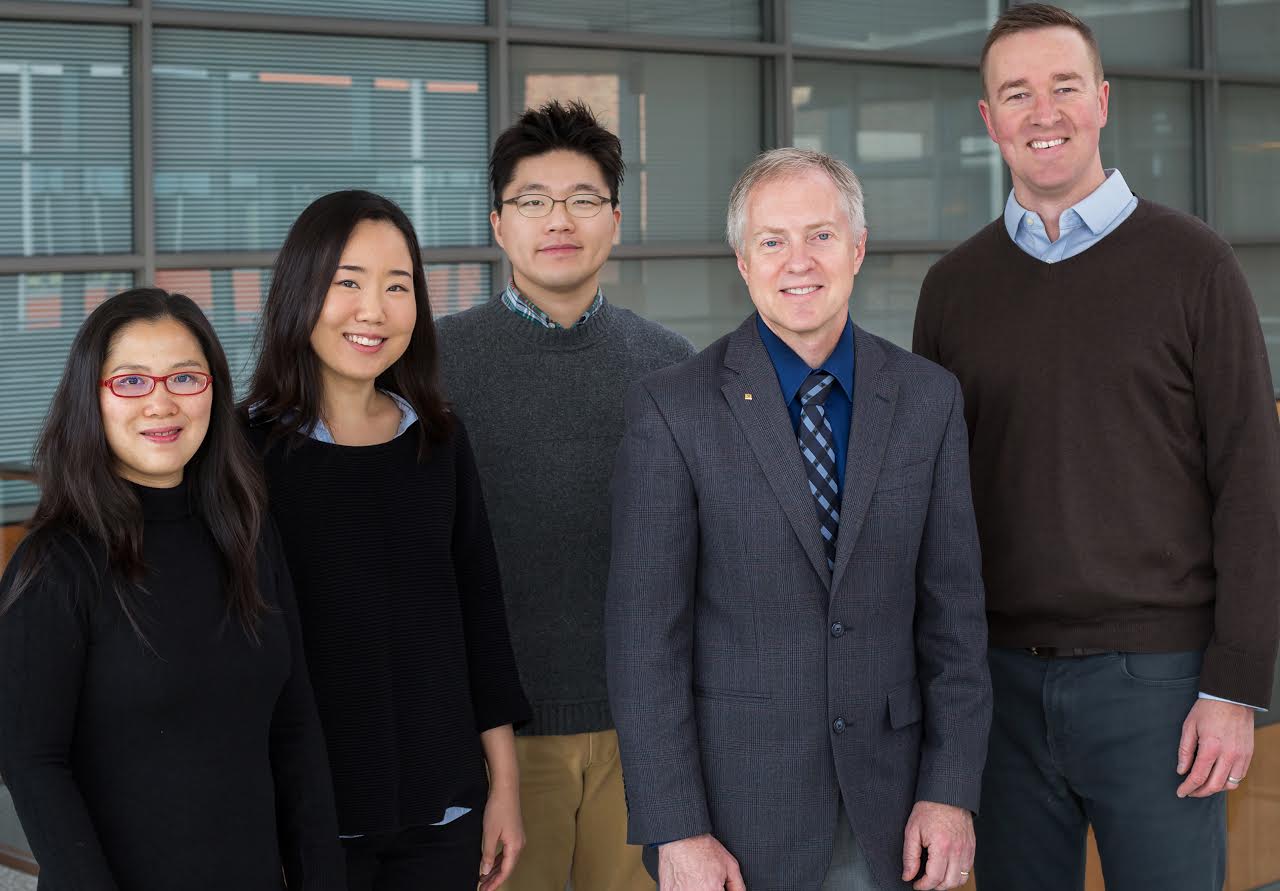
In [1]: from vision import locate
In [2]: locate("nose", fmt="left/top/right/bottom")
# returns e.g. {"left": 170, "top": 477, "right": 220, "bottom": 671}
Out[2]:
{"left": 543, "top": 200, "right": 576, "bottom": 231}
{"left": 783, "top": 241, "right": 815, "bottom": 274}
{"left": 142, "top": 387, "right": 180, "bottom": 417}
{"left": 1030, "top": 91, "right": 1061, "bottom": 127}
{"left": 354, "top": 288, "right": 388, "bottom": 324}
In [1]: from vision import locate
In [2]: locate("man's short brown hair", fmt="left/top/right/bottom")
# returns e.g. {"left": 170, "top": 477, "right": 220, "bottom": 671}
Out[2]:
{"left": 980, "top": 3, "right": 1104, "bottom": 96}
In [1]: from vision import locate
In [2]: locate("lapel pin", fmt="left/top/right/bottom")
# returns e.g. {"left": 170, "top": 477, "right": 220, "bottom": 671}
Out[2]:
{"left": 744, "top": 393, "right": 753, "bottom": 400}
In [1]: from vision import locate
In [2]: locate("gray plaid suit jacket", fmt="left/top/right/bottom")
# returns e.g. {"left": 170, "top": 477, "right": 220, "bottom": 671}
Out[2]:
{"left": 606, "top": 315, "right": 991, "bottom": 890}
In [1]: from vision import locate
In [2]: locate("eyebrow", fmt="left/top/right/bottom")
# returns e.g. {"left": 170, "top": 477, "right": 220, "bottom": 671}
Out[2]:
{"left": 107, "top": 359, "right": 205, "bottom": 375}
{"left": 751, "top": 220, "right": 839, "bottom": 237}
{"left": 336, "top": 264, "right": 413, "bottom": 278}
{"left": 511, "top": 182, "right": 604, "bottom": 196}
{"left": 997, "top": 72, "right": 1086, "bottom": 94}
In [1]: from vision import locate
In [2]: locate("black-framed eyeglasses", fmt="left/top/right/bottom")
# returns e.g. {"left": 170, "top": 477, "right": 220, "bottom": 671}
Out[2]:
{"left": 500, "top": 193, "right": 610, "bottom": 219}
{"left": 101, "top": 371, "right": 213, "bottom": 398}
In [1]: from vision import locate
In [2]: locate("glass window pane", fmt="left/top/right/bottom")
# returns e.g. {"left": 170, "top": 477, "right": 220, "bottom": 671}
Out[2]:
{"left": 510, "top": 48, "right": 763, "bottom": 246}
{"left": 793, "top": 62, "right": 1002, "bottom": 243}
{"left": 852, "top": 252, "right": 940, "bottom": 349}
{"left": 153, "top": 263, "right": 491, "bottom": 389}
{"left": 0, "top": 23, "right": 132, "bottom": 257}
{"left": 1216, "top": 0, "right": 1280, "bottom": 76}
{"left": 1232, "top": 245, "right": 1280, "bottom": 396}
{"left": 153, "top": 30, "right": 489, "bottom": 252}
{"left": 600, "top": 253, "right": 938, "bottom": 352}
{"left": 1026, "top": 0, "right": 1192, "bottom": 68}
{"left": 1100, "top": 78, "right": 1195, "bottom": 214}
{"left": 792, "top": 1, "right": 995, "bottom": 56}
{"left": 154, "top": 0, "right": 483, "bottom": 24}
{"left": 1219, "top": 85, "right": 1280, "bottom": 239}
{"left": 0, "top": 271, "right": 133, "bottom": 513}
{"left": 510, "top": 0, "right": 761, "bottom": 40}
{"left": 0, "top": 786, "right": 29, "bottom": 868}
{"left": 601, "top": 257, "right": 748, "bottom": 349}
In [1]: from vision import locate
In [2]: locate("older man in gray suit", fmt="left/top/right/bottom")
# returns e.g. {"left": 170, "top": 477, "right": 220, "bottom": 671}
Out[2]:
{"left": 606, "top": 148, "right": 991, "bottom": 891}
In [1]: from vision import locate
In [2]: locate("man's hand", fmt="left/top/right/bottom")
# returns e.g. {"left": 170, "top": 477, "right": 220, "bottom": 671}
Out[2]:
{"left": 902, "top": 801, "right": 974, "bottom": 890}
{"left": 658, "top": 834, "right": 746, "bottom": 891}
{"left": 1177, "top": 698, "right": 1255, "bottom": 798}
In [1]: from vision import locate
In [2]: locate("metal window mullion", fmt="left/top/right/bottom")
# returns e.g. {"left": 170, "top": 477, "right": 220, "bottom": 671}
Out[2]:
{"left": 0, "top": 254, "right": 144, "bottom": 275}
{"left": 133, "top": 0, "right": 155, "bottom": 285}
{"left": 1198, "top": 0, "right": 1217, "bottom": 229}
{"left": 0, "top": 1, "right": 141, "bottom": 24}
{"left": 153, "top": 247, "right": 504, "bottom": 270}
{"left": 489, "top": 0, "right": 509, "bottom": 292}
{"left": 771, "top": 0, "right": 793, "bottom": 150}
{"left": 506, "top": 27, "right": 781, "bottom": 58}
{"left": 148, "top": 7, "right": 496, "bottom": 42}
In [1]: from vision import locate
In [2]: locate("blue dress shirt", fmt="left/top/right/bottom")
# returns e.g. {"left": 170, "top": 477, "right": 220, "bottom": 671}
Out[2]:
{"left": 756, "top": 315, "right": 855, "bottom": 493}
{"left": 1004, "top": 169, "right": 1258, "bottom": 712}
{"left": 1004, "top": 168, "right": 1138, "bottom": 263}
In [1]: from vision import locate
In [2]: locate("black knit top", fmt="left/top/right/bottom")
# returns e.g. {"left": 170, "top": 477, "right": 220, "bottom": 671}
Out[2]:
{"left": 251, "top": 416, "right": 530, "bottom": 835}
{"left": 0, "top": 481, "right": 345, "bottom": 890}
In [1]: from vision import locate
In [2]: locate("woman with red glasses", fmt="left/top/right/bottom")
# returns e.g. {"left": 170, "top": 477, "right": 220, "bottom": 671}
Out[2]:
{"left": 0, "top": 287, "right": 345, "bottom": 890}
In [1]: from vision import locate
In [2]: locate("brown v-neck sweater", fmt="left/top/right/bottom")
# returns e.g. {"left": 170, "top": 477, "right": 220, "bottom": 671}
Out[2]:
{"left": 914, "top": 199, "right": 1280, "bottom": 706}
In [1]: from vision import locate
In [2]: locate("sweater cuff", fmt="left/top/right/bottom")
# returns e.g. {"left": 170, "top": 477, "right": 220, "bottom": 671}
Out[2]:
{"left": 1200, "top": 643, "right": 1277, "bottom": 709}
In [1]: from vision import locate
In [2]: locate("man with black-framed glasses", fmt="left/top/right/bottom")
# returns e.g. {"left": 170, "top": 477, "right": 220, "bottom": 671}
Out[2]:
{"left": 436, "top": 99, "right": 693, "bottom": 891}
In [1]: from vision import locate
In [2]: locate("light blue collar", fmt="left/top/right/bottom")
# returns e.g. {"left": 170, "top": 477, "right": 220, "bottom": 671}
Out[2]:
{"left": 307, "top": 390, "right": 418, "bottom": 444}
{"left": 1004, "top": 169, "right": 1133, "bottom": 242}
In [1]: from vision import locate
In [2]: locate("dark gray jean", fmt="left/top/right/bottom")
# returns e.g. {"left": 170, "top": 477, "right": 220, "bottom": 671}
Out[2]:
{"left": 975, "top": 648, "right": 1226, "bottom": 891}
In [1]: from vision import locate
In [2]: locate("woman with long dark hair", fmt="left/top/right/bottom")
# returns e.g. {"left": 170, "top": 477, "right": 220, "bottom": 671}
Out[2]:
{"left": 0, "top": 288, "right": 345, "bottom": 889}
{"left": 244, "top": 190, "right": 530, "bottom": 891}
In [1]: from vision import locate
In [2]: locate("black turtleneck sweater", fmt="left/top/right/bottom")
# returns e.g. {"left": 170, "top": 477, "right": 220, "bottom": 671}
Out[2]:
{"left": 0, "top": 482, "right": 344, "bottom": 890}
{"left": 251, "top": 416, "right": 530, "bottom": 836}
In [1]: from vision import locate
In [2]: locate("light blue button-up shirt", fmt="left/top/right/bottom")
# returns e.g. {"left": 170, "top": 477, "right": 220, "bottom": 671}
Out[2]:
{"left": 1003, "top": 169, "right": 1260, "bottom": 712}
{"left": 1003, "top": 168, "right": 1138, "bottom": 263}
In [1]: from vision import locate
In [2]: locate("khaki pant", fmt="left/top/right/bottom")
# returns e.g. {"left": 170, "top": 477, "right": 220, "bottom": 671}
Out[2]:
{"left": 507, "top": 729, "right": 654, "bottom": 891}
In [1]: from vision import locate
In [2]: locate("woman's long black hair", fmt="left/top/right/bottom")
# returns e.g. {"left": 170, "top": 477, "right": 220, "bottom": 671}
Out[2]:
{"left": 1, "top": 288, "right": 269, "bottom": 641}
{"left": 242, "top": 190, "right": 452, "bottom": 457}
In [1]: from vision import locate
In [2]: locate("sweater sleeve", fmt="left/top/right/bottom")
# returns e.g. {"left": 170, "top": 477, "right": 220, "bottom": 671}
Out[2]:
{"left": 450, "top": 419, "right": 532, "bottom": 732}
{"left": 0, "top": 539, "right": 121, "bottom": 889}
{"left": 1192, "top": 248, "right": 1280, "bottom": 707}
{"left": 263, "top": 522, "right": 347, "bottom": 890}
{"left": 912, "top": 262, "right": 945, "bottom": 364}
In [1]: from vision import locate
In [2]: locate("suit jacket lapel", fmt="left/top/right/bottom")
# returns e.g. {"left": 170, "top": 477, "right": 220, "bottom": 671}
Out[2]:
{"left": 721, "top": 316, "right": 832, "bottom": 585}
{"left": 831, "top": 326, "right": 898, "bottom": 592}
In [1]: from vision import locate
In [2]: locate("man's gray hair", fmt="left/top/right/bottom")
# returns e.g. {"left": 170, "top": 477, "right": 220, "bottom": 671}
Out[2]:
{"left": 725, "top": 147, "right": 866, "bottom": 255}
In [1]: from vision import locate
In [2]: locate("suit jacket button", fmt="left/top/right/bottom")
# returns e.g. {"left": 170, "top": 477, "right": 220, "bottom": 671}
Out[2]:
{"left": 832, "top": 717, "right": 846, "bottom": 733}
{"left": 830, "top": 622, "right": 845, "bottom": 638}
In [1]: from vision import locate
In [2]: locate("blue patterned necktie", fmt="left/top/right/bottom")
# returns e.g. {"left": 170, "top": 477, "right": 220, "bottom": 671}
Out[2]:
{"left": 798, "top": 371, "right": 840, "bottom": 571}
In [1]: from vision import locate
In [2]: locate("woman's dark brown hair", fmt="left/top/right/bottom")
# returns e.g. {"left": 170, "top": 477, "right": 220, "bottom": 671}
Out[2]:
{"left": 242, "top": 189, "right": 451, "bottom": 457}
{"left": 1, "top": 288, "right": 269, "bottom": 641}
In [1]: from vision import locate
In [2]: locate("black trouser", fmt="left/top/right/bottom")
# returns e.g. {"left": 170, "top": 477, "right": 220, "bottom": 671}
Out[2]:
{"left": 343, "top": 806, "right": 484, "bottom": 891}
{"left": 975, "top": 648, "right": 1226, "bottom": 891}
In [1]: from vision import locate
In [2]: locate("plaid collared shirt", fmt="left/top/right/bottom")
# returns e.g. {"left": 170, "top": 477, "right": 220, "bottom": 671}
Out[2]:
{"left": 499, "top": 281, "right": 604, "bottom": 330}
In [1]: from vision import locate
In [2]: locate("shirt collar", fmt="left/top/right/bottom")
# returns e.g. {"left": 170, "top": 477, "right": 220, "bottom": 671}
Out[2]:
{"left": 755, "top": 314, "right": 855, "bottom": 406}
{"left": 501, "top": 280, "right": 604, "bottom": 330}
{"left": 1004, "top": 168, "right": 1133, "bottom": 241}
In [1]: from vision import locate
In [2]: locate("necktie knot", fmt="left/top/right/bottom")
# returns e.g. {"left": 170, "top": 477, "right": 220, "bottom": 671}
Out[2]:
{"left": 800, "top": 371, "right": 835, "bottom": 408}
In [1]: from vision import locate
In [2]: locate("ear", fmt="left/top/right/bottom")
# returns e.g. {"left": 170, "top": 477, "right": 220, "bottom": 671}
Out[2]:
{"left": 1097, "top": 79, "right": 1110, "bottom": 128}
{"left": 851, "top": 229, "right": 869, "bottom": 276}
{"left": 735, "top": 250, "right": 750, "bottom": 285}
{"left": 490, "top": 209, "right": 505, "bottom": 251}
{"left": 978, "top": 98, "right": 998, "bottom": 143}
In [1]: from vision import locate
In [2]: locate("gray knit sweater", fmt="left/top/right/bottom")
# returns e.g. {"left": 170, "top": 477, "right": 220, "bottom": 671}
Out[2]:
{"left": 436, "top": 295, "right": 695, "bottom": 735}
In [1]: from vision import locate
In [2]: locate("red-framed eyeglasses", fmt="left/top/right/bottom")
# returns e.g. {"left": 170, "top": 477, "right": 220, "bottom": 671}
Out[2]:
{"left": 101, "top": 371, "right": 214, "bottom": 398}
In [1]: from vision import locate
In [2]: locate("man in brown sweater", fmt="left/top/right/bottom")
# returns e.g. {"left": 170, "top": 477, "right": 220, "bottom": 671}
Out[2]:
{"left": 913, "top": 5, "right": 1280, "bottom": 890}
